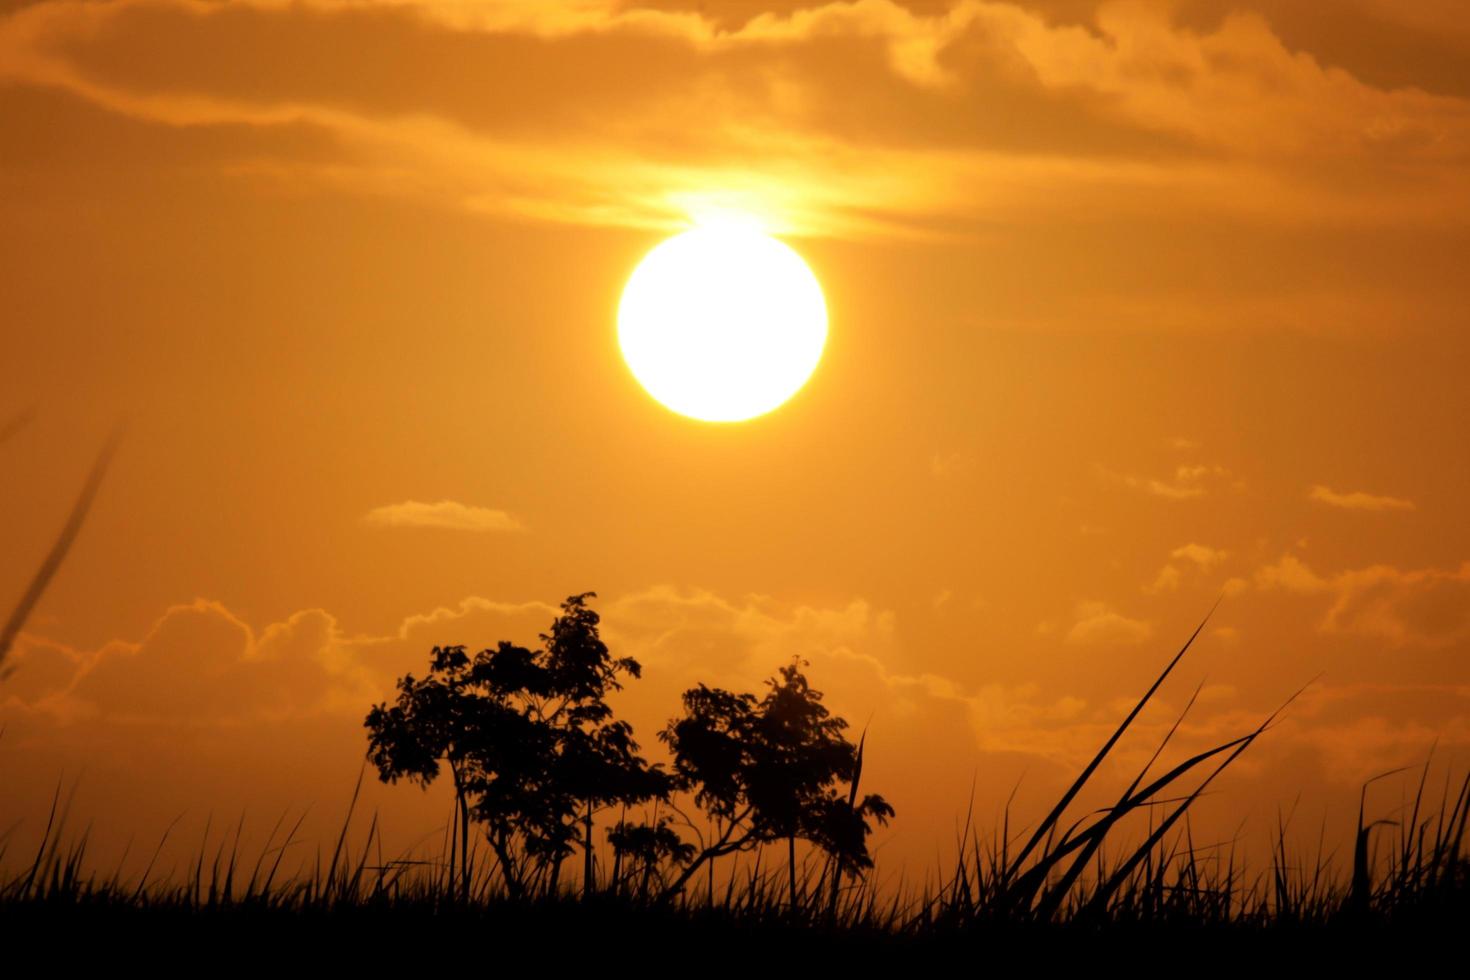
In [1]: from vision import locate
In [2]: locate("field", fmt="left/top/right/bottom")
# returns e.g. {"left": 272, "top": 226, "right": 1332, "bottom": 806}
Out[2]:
{"left": 5, "top": 644, "right": 1466, "bottom": 963}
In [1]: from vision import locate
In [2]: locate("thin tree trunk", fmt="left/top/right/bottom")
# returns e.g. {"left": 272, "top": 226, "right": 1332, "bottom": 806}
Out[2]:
{"left": 788, "top": 834, "right": 798, "bottom": 912}
{"left": 446, "top": 771, "right": 459, "bottom": 899}
{"left": 826, "top": 857, "right": 842, "bottom": 922}
{"left": 656, "top": 807, "right": 756, "bottom": 903}
{"left": 490, "top": 830, "right": 524, "bottom": 900}
{"left": 449, "top": 764, "right": 470, "bottom": 902}
{"left": 583, "top": 798, "right": 595, "bottom": 900}
{"left": 707, "top": 815, "right": 717, "bottom": 907}
{"left": 460, "top": 791, "right": 471, "bottom": 901}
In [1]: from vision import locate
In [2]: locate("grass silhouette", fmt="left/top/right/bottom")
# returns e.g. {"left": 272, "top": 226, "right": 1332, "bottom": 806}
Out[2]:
{"left": 3, "top": 617, "right": 1466, "bottom": 959}
{"left": 0, "top": 425, "right": 121, "bottom": 681}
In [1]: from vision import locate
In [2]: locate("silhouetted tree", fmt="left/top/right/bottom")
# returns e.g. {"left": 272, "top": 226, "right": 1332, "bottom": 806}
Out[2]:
{"left": 659, "top": 658, "right": 894, "bottom": 909}
{"left": 607, "top": 814, "right": 696, "bottom": 899}
{"left": 365, "top": 592, "right": 671, "bottom": 899}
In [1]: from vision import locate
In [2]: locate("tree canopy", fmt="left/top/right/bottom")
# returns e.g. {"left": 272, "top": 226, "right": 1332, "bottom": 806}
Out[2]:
{"left": 365, "top": 596, "right": 891, "bottom": 907}
{"left": 660, "top": 658, "right": 894, "bottom": 906}
{"left": 365, "top": 592, "right": 672, "bottom": 898}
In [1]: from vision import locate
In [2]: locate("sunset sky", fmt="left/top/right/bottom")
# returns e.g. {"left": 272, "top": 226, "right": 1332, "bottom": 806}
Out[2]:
{"left": 3, "top": 0, "right": 1469, "bottom": 878}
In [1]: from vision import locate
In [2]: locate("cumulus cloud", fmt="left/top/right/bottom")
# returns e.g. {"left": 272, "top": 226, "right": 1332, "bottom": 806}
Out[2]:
{"left": 1146, "top": 565, "right": 1182, "bottom": 594}
{"left": 1066, "top": 600, "right": 1153, "bottom": 646}
{"left": 10, "top": 600, "right": 373, "bottom": 723}
{"left": 5, "top": 585, "right": 1174, "bottom": 879}
{"left": 1308, "top": 484, "right": 1416, "bottom": 512}
{"left": 1, "top": 595, "right": 574, "bottom": 727}
{"left": 1323, "top": 563, "right": 1470, "bottom": 647}
{"left": 6, "top": 584, "right": 1132, "bottom": 779}
{"left": 8, "top": 583, "right": 1467, "bottom": 882}
{"left": 1254, "top": 553, "right": 1470, "bottom": 646}
{"left": 1173, "top": 543, "right": 1228, "bottom": 569}
{"left": 1281, "top": 682, "right": 1470, "bottom": 782}
{"left": 1147, "top": 543, "right": 1229, "bottom": 594}
{"left": 1254, "top": 553, "right": 1332, "bottom": 593}
{"left": 364, "top": 500, "right": 523, "bottom": 532}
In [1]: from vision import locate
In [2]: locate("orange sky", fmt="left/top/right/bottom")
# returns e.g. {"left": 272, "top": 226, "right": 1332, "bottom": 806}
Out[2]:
{"left": 3, "top": 0, "right": 1470, "bottom": 882}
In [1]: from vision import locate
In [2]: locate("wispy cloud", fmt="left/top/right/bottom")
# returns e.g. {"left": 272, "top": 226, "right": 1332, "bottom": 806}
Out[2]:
{"left": 363, "top": 500, "right": 524, "bottom": 532}
{"left": 1101, "top": 464, "right": 1233, "bottom": 501}
{"left": 1308, "top": 484, "right": 1416, "bottom": 512}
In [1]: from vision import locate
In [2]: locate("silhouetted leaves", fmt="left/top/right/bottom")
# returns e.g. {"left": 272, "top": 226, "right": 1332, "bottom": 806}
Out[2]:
{"left": 364, "top": 593, "right": 672, "bottom": 899}
{"left": 608, "top": 815, "right": 696, "bottom": 899}
{"left": 660, "top": 658, "right": 894, "bottom": 905}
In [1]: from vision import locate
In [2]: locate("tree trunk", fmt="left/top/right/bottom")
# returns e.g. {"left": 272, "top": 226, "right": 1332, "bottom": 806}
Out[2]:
{"left": 460, "top": 791, "right": 471, "bottom": 902}
{"left": 449, "top": 764, "right": 470, "bottom": 902}
{"left": 446, "top": 790, "right": 458, "bottom": 898}
{"left": 583, "top": 798, "right": 595, "bottom": 900}
{"left": 707, "top": 815, "right": 717, "bottom": 907}
{"left": 655, "top": 805, "right": 755, "bottom": 904}
{"left": 490, "top": 829, "right": 524, "bottom": 900}
{"left": 788, "top": 834, "right": 798, "bottom": 913}
{"left": 826, "top": 856, "right": 843, "bottom": 922}
{"left": 611, "top": 837, "right": 623, "bottom": 898}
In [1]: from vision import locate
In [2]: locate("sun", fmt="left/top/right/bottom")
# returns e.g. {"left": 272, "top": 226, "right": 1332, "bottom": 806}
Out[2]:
{"left": 617, "top": 225, "right": 828, "bottom": 423}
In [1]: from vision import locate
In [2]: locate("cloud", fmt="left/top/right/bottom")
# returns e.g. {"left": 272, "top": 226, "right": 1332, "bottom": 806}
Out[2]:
{"left": 2, "top": 585, "right": 1128, "bottom": 877}
{"left": 8, "top": 583, "right": 1470, "bottom": 883}
{"left": 1308, "top": 484, "right": 1416, "bottom": 512}
{"left": 2, "top": 594, "right": 586, "bottom": 728}
{"left": 2, "top": 0, "right": 1468, "bottom": 240}
{"left": 1323, "top": 563, "right": 1470, "bottom": 647}
{"left": 1102, "top": 463, "right": 1233, "bottom": 500}
{"left": 1147, "top": 543, "right": 1229, "bottom": 594}
{"left": 597, "top": 586, "right": 1126, "bottom": 770}
{"left": 1279, "top": 682, "right": 1470, "bottom": 782}
{"left": 1222, "top": 576, "right": 1251, "bottom": 597}
{"left": 1254, "top": 554, "right": 1470, "bottom": 646}
{"left": 363, "top": 500, "right": 523, "bottom": 532}
{"left": 1065, "top": 600, "right": 1153, "bottom": 645}
{"left": 1172, "top": 543, "right": 1228, "bottom": 569}
{"left": 16, "top": 600, "right": 375, "bottom": 723}
{"left": 1254, "top": 553, "right": 1331, "bottom": 593}
{"left": 1146, "top": 565, "right": 1182, "bottom": 594}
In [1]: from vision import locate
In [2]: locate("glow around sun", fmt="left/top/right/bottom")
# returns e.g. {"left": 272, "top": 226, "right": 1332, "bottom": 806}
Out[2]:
{"left": 617, "top": 225, "right": 828, "bottom": 423}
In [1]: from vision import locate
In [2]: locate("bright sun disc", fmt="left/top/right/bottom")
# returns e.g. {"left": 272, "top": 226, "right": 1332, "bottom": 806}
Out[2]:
{"left": 618, "top": 226, "right": 828, "bottom": 422}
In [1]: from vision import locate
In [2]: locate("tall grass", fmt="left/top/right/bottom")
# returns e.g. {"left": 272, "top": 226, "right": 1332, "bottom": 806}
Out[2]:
{"left": 5, "top": 764, "right": 1464, "bottom": 943}
{"left": 0, "top": 425, "right": 121, "bottom": 679}
{"left": 4, "top": 618, "right": 1465, "bottom": 940}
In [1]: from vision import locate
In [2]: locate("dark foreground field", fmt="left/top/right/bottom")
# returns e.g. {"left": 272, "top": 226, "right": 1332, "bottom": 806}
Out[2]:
{"left": 5, "top": 654, "right": 1469, "bottom": 966}
{"left": 2, "top": 887, "right": 1466, "bottom": 968}
{"left": 5, "top": 590, "right": 1466, "bottom": 962}
{"left": 3, "top": 780, "right": 1466, "bottom": 969}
